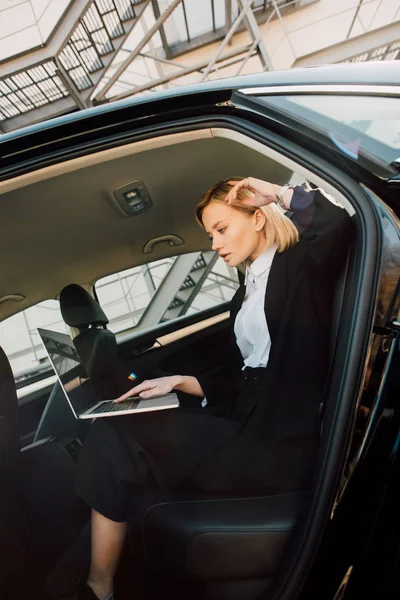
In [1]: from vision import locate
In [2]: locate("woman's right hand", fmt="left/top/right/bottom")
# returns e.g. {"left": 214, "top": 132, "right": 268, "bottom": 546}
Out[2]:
{"left": 114, "top": 375, "right": 181, "bottom": 402}
{"left": 226, "top": 177, "right": 281, "bottom": 208}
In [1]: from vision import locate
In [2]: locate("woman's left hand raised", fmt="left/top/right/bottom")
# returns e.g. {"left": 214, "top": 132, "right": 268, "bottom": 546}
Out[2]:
{"left": 226, "top": 177, "right": 281, "bottom": 208}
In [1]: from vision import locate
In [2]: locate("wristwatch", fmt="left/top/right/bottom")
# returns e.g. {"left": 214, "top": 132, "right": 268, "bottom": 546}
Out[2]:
{"left": 276, "top": 184, "right": 294, "bottom": 209}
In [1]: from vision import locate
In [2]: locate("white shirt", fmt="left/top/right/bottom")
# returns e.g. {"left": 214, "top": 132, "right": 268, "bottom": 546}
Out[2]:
{"left": 234, "top": 244, "right": 277, "bottom": 369}
{"left": 201, "top": 244, "right": 278, "bottom": 406}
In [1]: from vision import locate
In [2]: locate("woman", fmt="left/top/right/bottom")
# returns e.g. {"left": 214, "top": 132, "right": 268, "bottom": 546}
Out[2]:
{"left": 73, "top": 177, "right": 354, "bottom": 600}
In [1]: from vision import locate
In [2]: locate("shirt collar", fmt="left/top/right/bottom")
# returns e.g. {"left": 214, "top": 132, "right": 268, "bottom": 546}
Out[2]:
{"left": 245, "top": 244, "right": 277, "bottom": 286}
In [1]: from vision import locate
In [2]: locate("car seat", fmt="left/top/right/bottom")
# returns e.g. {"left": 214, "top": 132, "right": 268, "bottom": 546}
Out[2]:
{"left": 0, "top": 347, "right": 27, "bottom": 587}
{"left": 59, "top": 284, "right": 124, "bottom": 399}
{"left": 0, "top": 346, "right": 86, "bottom": 598}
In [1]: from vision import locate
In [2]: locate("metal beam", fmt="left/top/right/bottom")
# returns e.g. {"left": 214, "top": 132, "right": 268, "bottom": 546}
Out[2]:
{"left": 143, "top": 8, "right": 276, "bottom": 61}
{"left": 135, "top": 253, "right": 202, "bottom": 330}
{"left": 140, "top": 8, "right": 168, "bottom": 89}
{"left": 208, "top": 271, "right": 238, "bottom": 291}
{"left": 95, "top": 0, "right": 181, "bottom": 101}
{"left": 294, "top": 20, "right": 400, "bottom": 67}
{"left": 108, "top": 43, "right": 252, "bottom": 101}
{"left": 346, "top": 0, "right": 364, "bottom": 39}
{"left": 55, "top": 60, "right": 88, "bottom": 110}
{"left": 239, "top": 0, "right": 273, "bottom": 71}
{"left": 142, "top": 265, "right": 156, "bottom": 296}
{"left": 225, "top": 0, "right": 233, "bottom": 44}
{"left": 205, "top": 51, "right": 256, "bottom": 73}
{"left": 0, "top": 1, "right": 149, "bottom": 130}
{"left": 200, "top": 0, "right": 253, "bottom": 81}
{"left": 164, "top": 252, "right": 219, "bottom": 320}
{"left": 82, "top": 27, "right": 151, "bottom": 101}
{"left": 235, "top": 36, "right": 259, "bottom": 75}
{"left": 270, "top": 0, "right": 296, "bottom": 62}
{"left": 0, "top": 97, "right": 77, "bottom": 133}
{"left": 139, "top": 52, "right": 187, "bottom": 69}
{"left": 151, "top": 0, "right": 173, "bottom": 59}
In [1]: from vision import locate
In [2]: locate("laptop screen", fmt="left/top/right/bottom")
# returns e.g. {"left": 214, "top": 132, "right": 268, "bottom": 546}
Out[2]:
{"left": 37, "top": 328, "right": 97, "bottom": 418}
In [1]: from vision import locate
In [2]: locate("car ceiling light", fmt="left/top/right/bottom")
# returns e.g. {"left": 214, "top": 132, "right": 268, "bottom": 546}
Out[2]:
{"left": 113, "top": 181, "right": 152, "bottom": 216}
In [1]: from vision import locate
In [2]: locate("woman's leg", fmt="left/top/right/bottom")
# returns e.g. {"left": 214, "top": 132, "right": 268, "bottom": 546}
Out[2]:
{"left": 86, "top": 509, "right": 127, "bottom": 600}
{"left": 75, "top": 413, "right": 238, "bottom": 597}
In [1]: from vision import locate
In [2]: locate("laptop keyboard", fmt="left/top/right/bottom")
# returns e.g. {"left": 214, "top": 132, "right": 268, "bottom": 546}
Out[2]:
{"left": 88, "top": 398, "right": 140, "bottom": 415}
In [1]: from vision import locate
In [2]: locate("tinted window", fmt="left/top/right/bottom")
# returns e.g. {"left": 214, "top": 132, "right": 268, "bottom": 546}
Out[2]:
{"left": 258, "top": 94, "right": 400, "bottom": 176}
{"left": 95, "top": 251, "right": 239, "bottom": 336}
{"left": 0, "top": 299, "right": 68, "bottom": 382}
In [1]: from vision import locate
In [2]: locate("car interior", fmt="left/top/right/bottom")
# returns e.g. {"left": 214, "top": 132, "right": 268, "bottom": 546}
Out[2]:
{"left": 1, "top": 126, "right": 360, "bottom": 600}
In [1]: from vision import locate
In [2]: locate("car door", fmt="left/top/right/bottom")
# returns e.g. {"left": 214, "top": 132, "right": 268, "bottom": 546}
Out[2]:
{"left": 224, "top": 81, "right": 400, "bottom": 600}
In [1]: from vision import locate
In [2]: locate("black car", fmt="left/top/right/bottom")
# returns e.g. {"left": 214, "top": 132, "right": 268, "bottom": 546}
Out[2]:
{"left": 0, "top": 61, "right": 399, "bottom": 600}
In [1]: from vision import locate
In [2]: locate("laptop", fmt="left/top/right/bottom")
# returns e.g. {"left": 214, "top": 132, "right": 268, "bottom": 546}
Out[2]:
{"left": 37, "top": 327, "right": 179, "bottom": 419}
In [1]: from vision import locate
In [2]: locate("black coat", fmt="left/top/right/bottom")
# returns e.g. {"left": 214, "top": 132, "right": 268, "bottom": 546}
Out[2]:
{"left": 75, "top": 190, "right": 356, "bottom": 520}
{"left": 194, "top": 189, "right": 355, "bottom": 493}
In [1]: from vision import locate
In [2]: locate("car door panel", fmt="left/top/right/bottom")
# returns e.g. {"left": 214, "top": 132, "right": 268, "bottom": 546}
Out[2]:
{"left": 116, "top": 317, "right": 231, "bottom": 397}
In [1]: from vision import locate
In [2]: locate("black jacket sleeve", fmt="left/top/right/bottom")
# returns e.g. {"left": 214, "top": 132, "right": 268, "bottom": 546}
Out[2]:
{"left": 196, "top": 365, "right": 234, "bottom": 408}
{"left": 290, "top": 187, "right": 355, "bottom": 274}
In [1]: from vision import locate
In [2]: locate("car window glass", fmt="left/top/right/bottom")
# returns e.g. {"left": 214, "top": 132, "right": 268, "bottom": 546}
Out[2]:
{"left": 95, "top": 251, "right": 239, "bottom": 336}
{"left": 0, "top": 299, "right": 68, "bottom": 382}
{"left": 0, "top": 252, "right": 238, "bottom": 385}
{"left": 257, "top": 94, "right": 400, "bottom": 176}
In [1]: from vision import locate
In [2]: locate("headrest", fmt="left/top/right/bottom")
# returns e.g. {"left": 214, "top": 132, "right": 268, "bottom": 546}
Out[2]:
{"left": 60, "top": 284, "right": 109, "bottom": 328}
{"left": 0, "top": 346, "right": 13, "bottom": 385}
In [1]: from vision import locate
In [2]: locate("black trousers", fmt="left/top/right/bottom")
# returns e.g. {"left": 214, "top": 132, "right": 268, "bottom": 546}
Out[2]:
{"left": 74, "top": 369, "right": 317, "bottom": 522}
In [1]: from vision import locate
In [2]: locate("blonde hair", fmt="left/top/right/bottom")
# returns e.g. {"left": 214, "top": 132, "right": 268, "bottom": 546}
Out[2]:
{"left": 195, "top": 176, "right": 299, "bottom": 254}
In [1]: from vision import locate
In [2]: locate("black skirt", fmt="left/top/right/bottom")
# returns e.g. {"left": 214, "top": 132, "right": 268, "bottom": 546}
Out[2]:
{"left": 74, "top": 369, "right": 318, "bottom": 522}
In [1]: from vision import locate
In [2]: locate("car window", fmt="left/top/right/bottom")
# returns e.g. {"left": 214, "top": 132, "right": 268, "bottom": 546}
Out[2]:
{"left": 95, "top": 251, "right": 239, "bottom": 336}
{"left": 256, "top": 94, "right": 400, "bottom": 177}
{"left": 0, "top": 299, "right": 69, "bottom": 383}
{"left": 0, "top": 252, "right": 238, "bottom": 384}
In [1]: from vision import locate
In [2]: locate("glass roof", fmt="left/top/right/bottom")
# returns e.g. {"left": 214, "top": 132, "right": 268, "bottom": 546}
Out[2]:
{"left": 0, "top": 61, "right": 69, "bottom": 119}
{"left": 0, "top": 0, "right": 72, "bottom": 62}
{"left": 0, "top": 0, "right": 305, "bottom": 129}
{"left": 91, "top": 0, "right": 289, "bottom": 100}
{"left": 0, "top": 0, "right": 140, "bottom": 123}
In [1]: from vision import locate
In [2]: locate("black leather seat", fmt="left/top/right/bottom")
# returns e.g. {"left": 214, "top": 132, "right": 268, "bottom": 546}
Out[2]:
{"left": 140, "top": 492, "right": 306, "bottom": 580}
{"left": 0, "top": 347, "right": 27, "bottom": 586}
{"left": 127, "top": 488, "right": 307, "bottom": 599}
{"left": 0, "top": 346, "right": 85, "bottom": 597}
{"left": 59, "top": 284, "right": 125, "bottom": 399}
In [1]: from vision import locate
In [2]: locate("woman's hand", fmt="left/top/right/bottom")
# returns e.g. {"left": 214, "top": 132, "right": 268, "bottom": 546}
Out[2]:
{"left": 115, "top": 375, "right": 181, "bottom": 402}
{"left": 226, "top": 177, "right": 281, "bottom": 208}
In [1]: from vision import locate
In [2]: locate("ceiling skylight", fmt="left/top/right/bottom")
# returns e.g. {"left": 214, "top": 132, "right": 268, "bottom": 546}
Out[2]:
{"left": 0, "top": 0, "right": 72, "bottom": 62}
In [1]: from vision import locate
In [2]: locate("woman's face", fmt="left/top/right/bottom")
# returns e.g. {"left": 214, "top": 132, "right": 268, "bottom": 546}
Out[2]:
{"left": 201, "top": 201, "right": 266, "bottom": 266}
